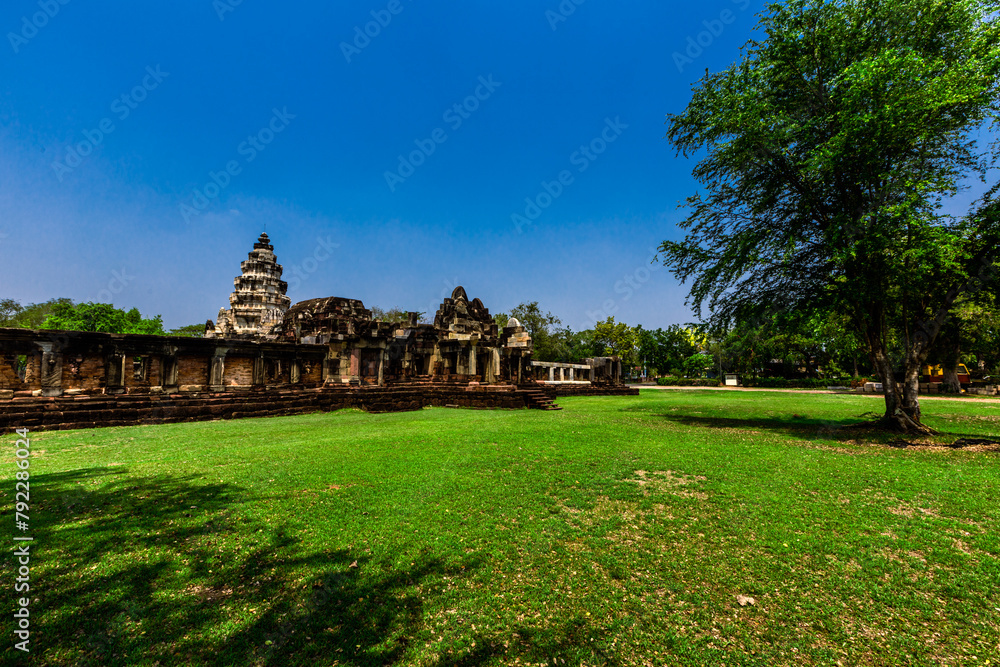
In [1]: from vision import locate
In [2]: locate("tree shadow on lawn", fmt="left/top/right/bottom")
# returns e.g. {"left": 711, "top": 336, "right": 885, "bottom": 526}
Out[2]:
{"left": 15, "top": 467, "right": 620, "bottom": 666}
{"left": 652, "top": 412, "right": 986, "bottom": 447}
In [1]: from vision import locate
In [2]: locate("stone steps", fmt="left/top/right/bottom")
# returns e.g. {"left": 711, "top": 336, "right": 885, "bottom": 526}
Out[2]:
{"left": 517, "top": 388, "right": 562, "bottom": 411}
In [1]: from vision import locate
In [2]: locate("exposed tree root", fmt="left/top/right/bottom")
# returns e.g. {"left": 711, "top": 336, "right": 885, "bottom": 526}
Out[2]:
{"left": 884, "top": 408, "right": 938, "bottom": 436}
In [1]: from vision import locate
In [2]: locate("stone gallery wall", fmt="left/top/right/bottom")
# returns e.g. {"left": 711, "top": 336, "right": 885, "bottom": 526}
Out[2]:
{"left": 0, "top": 383, "right": 533, "bottom": 434}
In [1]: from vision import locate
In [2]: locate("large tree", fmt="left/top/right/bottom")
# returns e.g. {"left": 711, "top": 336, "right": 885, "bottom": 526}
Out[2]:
{"left": 660, "top": 0, "right": 1000, "bottom": 431}
{"left": 593, "top": 317, "right": 637, "bottom": 367}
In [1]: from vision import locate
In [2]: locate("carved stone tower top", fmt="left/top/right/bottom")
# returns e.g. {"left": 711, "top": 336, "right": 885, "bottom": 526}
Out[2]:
{"left": 212, "top": 232, "right": 291, "bottom": 337}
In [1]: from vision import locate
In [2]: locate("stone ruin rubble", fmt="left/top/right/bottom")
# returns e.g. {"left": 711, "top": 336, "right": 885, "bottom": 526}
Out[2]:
{"left": 0, "top": 232, "right": 633, "bottom": 432}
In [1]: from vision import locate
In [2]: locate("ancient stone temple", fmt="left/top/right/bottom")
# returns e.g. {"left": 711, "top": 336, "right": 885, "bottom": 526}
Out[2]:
{"left": 0, "top": 231, "right": 635, "bottom": 433}
{"left": 212, "top": 232, "right": 290, "bottom": 337}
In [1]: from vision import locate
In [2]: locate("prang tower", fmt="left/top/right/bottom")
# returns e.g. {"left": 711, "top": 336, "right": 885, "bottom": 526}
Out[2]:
{"left": 212, "top": 232, "right": 291, "bottom": 337}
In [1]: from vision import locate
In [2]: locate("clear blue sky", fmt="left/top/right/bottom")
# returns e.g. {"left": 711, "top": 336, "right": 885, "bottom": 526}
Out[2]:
{"left": 3, "top": 0, "right": 986, "bottom": 332}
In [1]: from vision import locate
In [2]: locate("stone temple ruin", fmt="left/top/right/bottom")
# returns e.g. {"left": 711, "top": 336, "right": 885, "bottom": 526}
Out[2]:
{"left": 0, "top": 232, "right": 633, "bottom": 433}
{"left": 212, "top": 232, "right": 290, "bottom": 337}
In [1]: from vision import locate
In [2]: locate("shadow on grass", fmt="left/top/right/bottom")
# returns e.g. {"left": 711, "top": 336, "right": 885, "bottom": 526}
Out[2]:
{"left": 653, "top": 413, "right": 980, "bottom": 446}
{"left": 12, "top": 468, "right": 620, "bottom": 666}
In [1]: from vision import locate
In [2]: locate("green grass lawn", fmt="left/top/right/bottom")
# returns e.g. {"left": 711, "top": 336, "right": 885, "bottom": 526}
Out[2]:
{"left": 3, "top": 390, "right": 999, "bottom": 666}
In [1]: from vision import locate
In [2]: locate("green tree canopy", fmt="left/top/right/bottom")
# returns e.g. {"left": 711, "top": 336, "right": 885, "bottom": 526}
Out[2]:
{"left": 509, "top": 302, "right": 563, "bottom": 361}
{"left": 660, "top": 0, "right": 1000, "bottom": 432}
{"left": 0, "top": 298, "right": 75, "bottom": 329}
{"left": 40, "top": 302, "right": 166, "bottom": 335}
{"left": 593, "top": 317, "right": 637, "bottom": 366}
{"left": 370, "top": 306, "right": 425, "bottom": 324}
{"left": 168, "top": 323, "right": 208, "bottom": 338}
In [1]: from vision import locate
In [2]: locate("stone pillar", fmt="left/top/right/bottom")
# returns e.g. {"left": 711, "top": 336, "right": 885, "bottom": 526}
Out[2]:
{"left": 252, "top": 357, "right": 265, "bottom": 386}
{"left": 38, "top": 342, "right": 63, "bottom": 397}
{"left": 377, "top": 349, "right": 385, "bottom": 386}
{"left": 569, "top": 368, "right": 574, "bottom": 381}
{"left": 469, "top": 346, "right": 477, "bottom": 376}
{"left": 548, "top": 367, "right": 554, "bottom": 382}
{"left": 209, "top": 355, "right": 226, "bottom": 390}
{"left": 350, "top": 348, "right": 360, "bottom": 380}
{"left": 488, "top": 348, "right": 500, "bottom": 383}
{"left": 290, "top": 360, "right": 301, "bottom": 384}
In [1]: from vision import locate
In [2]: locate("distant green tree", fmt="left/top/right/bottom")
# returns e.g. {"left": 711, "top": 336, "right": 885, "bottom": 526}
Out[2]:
{"left": 545, "top": 327, "right": 600, "bottom": 363}
{"left": 0, "top": 299, "right": 22, "bottom": 326}
{"left": 593, "top": 317, "right": 636, "bottom": 366}
{"left": 683, "top": 353, "right": 713, "bottom": 378}
{"left": 168, "top": 323, "right": 207, "bottom": 338}
{"left": 370, "top": 306, "right": 425, "bottom": 324}
{"left": 510, "top": 302, "right": 562, "bottom": 361}
{"left": 636, "top": 325, "right": 699, "bottom": 376}
{"left": 0, "top": 298, "right": 75, "bottom": 329}
{"left": 40, "top": 302, "right": 166, "bottom": 335}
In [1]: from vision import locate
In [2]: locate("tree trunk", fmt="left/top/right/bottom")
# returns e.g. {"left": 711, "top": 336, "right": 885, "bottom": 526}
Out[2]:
{"left": 862, "top": 305, "right": 931, "bottom": 434}
{"left": 940, "top": 329, "right": 962, "bottom": 393}
{"left": 941, "top": 368, "right": 961, "bottom": 393}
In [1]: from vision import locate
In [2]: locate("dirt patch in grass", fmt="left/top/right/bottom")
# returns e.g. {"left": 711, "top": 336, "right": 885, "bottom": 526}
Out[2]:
{"left": 626, "top": 469, "right": 708, "bottom": 500}
{"left": 183, "top": 583, "right": 234, "bottom": 602}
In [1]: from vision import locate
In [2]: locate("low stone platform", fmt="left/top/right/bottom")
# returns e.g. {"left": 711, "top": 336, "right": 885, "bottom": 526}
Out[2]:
{"left": 0, "top": 382, "right": 636, "bottom": 434}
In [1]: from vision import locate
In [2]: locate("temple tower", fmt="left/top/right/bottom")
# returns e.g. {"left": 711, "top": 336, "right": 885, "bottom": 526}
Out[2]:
{"left": 213, "top": 232, "right": 291, "bottom": 337}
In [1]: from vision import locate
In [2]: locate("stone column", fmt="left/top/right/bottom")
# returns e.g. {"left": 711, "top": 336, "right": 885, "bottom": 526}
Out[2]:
{"left": 252, "top": 357, "right": 265, "bottom": 386}
{"left": 290, "top": 360, "right": 301, "bottom": 384}
{"left": 209, "top": 355, "right": 226, "bottom": 391}
{"left": 377, "top": 349, "right": 385, "bottom": 385}
{"left": 569, "top": 368, "right": 575, "bottom": 381}
{"left": 469, "top": 346, "right": 477, "bottom": 376}
{"left": 350, "top": 348, "right": 360, "bottom": 380}
{"left": 548, "top": 367, "right": 554, "bottom": 382}
{"left": 38, "top": 342, "right": 63, "bottom": 397}
{"left": 488, "top": 349, "right": 500, "bottom": 383}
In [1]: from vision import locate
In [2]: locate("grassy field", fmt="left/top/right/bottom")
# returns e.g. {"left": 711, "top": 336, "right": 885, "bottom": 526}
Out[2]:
{"left": 3, "top": 390, "right": 999, "bottom": 666}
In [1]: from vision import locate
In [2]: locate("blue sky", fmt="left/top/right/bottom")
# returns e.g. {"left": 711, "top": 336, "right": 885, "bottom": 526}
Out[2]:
{"left": 1, "top": 0, "right": 991, "bottom": 332}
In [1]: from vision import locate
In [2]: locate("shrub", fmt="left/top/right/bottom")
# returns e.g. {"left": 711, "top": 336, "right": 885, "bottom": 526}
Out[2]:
{"left": 655, "top": 376, "right": 722, "bottom": 387}
{"left": 743, "top": 377, "right": 845, "bottom": 389}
